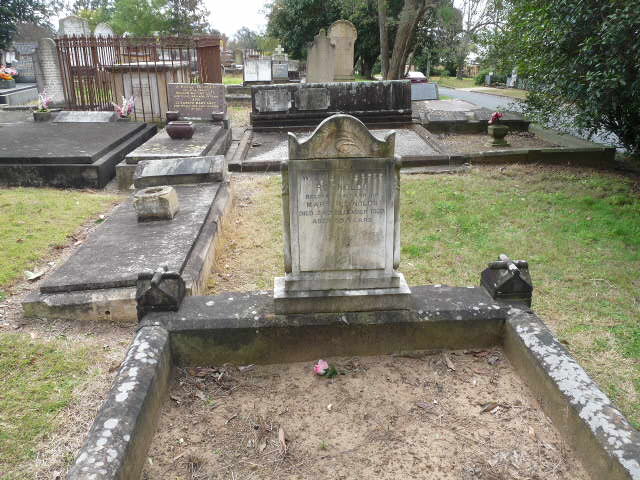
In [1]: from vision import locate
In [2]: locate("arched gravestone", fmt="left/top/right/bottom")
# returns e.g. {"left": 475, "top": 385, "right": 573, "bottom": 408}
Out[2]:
{"left": 306, "top": 29, "right": 335, "bottom": 83}
{"left": 58, "top": 15, "right": 91, "bottom": 36}
{"left": 94, "top": 23, "right": 115, "bottom": 37}
{"left": 274, "top": 114, "right": 411, "bottom": 314}
{"left": 328, "top": 20, "right": 357, "bottom": 81}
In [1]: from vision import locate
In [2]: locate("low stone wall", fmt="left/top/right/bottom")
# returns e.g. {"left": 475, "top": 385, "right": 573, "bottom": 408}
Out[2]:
{"left": 250, "top": 80, "right": 412, "bottom": 129}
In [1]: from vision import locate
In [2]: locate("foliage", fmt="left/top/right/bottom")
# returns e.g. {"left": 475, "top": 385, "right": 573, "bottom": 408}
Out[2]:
{"left": 0, "top": 0, "right": 55, "bottom": 50}
{"left": 73, "top": 0, "right": 114, "bottom": 30}
{"left": 109, "top": 0, "right": 168, "bottom": 35}
{"left": 493, "top": 0, "right": 640, "bottom": 154}
{"left": 231, "top": 26, "right": 260, "bottom": 50}
{"left": 412, "top": 1, "right": 462, "bottom": 75}
{"left": 165, "top": 0, "right": 210, "bottom": 35}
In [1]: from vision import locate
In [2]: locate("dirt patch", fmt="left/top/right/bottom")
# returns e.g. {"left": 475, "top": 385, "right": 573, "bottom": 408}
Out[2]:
{"left": 145, "top": 350, "right": 589, "bottom": 480}
{"left": 436, "top": 131, "right": 559, "bottom": 153}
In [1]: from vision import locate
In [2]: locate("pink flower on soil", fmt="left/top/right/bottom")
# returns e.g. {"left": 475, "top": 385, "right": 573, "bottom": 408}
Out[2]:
{"left": 314, "top": 359, "right": 329, "bottom": 375}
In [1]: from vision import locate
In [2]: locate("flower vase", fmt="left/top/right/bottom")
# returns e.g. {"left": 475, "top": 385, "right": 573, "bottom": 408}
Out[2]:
{"left": 487, "top": 124, "right": 510, "bottom": 147}
{"left": 0, "top": 78, "right": 16, "bottom": 89}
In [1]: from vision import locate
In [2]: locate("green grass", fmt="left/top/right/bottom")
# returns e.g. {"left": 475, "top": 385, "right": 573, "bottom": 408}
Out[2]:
{"left": 222, "top": 75, "right": 243, "bottom": 85}
{"left": 223, "top": 167, "right": 640, "bottom": 426}
{"left": 0, "top": 334, "right": 93, "bottom": 477}
{"left": 0, "top": 188, "right": 118, "bottom": 295}
{"left": 430, "top": 75, "right": 475, "bottom": 89}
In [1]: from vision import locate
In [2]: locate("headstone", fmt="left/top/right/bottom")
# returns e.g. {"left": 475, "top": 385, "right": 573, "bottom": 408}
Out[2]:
{"left": 59, "top": 16, "right": 91, "bottom": 36}
{"left": 306, "top": 29, "right": 335, "bottom": 83}
{"left": 254, "top": 89, "right": 291, "bottom": 112}
{"left": 411, "top": 82, "right": 439, "bottom": 101}
{"left": 94, "top": 23, "right": 115, "bottom": 37}
{"left": 53, "top": 111, "right": 117, "bottom": 122}
{"left": 327, "top": 20, "right": 357, "bottom": 82}
{"left": 294, "top": 88, "right": 330, "bottom": 111}
{"left": 274, "top": 114, "right": 411, "bottom": 314}
{"left": 244, "top": 57, "right": 272, "bottom": 83}
{"left": 133, "top": 155, "right": 225, "bottom": 188}
{"left": 167, "top": 83, "right": 226, "bottom": 120}
{"left": 271, "top": 45, "right": 289, "bottom": 82}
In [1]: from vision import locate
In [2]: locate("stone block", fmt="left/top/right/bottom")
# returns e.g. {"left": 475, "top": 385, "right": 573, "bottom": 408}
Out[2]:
{"left": 53, "top": 111, "right": 117, "bottom": 122}
{"left": 294, "top": 87, "right": 330, "bottom": 111}
{"left": 254, "top": 89, "right": 291, "bottom": 112}
{"left": 133, "top": 155, "right": 225, "bottom": 188}
{"left": 133, "top": 185, "right": 179, "bottom": 221}
{"left": 411, "top": 82, "right": 439, "bottom": 101}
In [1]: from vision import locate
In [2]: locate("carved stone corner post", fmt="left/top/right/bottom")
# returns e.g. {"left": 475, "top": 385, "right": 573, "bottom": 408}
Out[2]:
{"left": 136, "top": 265, "right": 186, "bottom": 321}
{"left": 480, "top": 254, "right": 533, "bottom": 307}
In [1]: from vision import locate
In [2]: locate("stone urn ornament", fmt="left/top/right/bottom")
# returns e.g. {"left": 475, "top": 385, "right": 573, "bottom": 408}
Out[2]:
{"left": 487, "top": 111, "right": 510, "bottom": 147}
{"left": 166, "top": 121, "right": 195, "bottom": 140}
{"left": 166, "top": 111, "right": 180, "bottom": 122}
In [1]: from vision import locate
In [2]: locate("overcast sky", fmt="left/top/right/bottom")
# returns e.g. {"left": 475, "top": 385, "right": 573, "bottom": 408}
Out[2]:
{"left": 205, "top": 0, "right": 269, "bottom": 38}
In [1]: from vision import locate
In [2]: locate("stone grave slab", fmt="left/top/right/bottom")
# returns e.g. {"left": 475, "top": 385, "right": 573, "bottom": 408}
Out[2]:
{"left": 254, "top": 89, "right": 291, "bottom": 112}
{"left": 39, "top": 184, "right": 220, "bottom": 294}
{"left": 294, "top": 88, "right": 330, "bottom": 111}
{"left": 125, "top": 123, "right": 226, "bottom": 164}
{"left": 53, "top": 111, "right": 118, "bottom": 123}
{"left": 245, "top": 127, "right": 438, "bottom": 165}
{"left": 274, "top": 114, "right": 411, "bottom": 314}
{"left": 167, "top": 83, "right": 226, "bottom": 120}
{"left": 0, "top": 122, "right": 146, "bottom": 165}
{"left": 411, "top": 82, "right": 439, "bottom": 101}
{"left": 134, "top": 156, "right": 225, "bottom": 188}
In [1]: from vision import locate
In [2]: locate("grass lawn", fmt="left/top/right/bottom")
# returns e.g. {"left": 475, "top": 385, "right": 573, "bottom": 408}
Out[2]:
{"left": 222, "top": 74, "right": 243, "bottom": 85}
{"left": 471, "top": 86, "right": 529, "bottom": 100}
{"left": 212, "top": 166, "right": 640, "bottom": 427}
{"left": 0, "top": 188, "right": 119, "bottom": 298}
{"left": 0, "top": 334, "right": 94, "bottom": 478}
{"left": 430, "top": 75, "right": 476, "bottom": 89}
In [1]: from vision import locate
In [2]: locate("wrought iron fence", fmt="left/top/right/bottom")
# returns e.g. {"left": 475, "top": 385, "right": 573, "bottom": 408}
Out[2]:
{"left": 56, "top": 35, "right": 217, "bottom": 122}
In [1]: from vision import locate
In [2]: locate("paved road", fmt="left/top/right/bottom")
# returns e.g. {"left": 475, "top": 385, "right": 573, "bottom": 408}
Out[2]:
{"left": 438, "top": 86, "right": 619, "bottom": 148}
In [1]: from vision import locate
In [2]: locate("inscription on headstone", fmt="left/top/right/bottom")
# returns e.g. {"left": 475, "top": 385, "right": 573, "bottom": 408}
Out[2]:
{"left": 168, "top": 83, "right": 226, "bottom": 120}
{"left": 294, "top": 88, "right": 330, "bottom": 111}
{"left": 274, "top": 114, "right": 411, "bottom": 314}
{"left": 254, "top": 89, "right": 291, "bottom": 112}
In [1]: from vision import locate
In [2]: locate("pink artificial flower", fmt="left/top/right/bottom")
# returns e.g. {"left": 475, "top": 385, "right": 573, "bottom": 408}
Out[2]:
{"left": 489, "top": 111, "right": 503, "bottom": 124}
{"left": 314, "top": 359, "right": 329, "bottom": 375}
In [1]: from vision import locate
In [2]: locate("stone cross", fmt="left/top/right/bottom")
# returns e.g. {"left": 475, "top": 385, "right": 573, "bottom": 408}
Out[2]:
{"left": 274, "top": 114, "right": 411, "bottom": 314}
{"left": 274, "top": 45, "right": 285, "bottom": 55}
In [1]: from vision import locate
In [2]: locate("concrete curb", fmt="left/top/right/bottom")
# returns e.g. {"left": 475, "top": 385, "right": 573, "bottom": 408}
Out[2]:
{"left": 505, "top": 309, "right": 640, "bottom": 480}
{"left": 67, "top": 326, "right": 171, "bottom": 479}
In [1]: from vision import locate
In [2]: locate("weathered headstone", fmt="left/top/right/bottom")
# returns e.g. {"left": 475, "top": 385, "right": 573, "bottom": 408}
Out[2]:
{"left": 306, "top": 29, "right": 335, "bottom": 83}
{"left": 53, "top": 111, "right": 117, "bottom": 122}
{"left": 59, "top": 16, "right": 91, "bottom": 36}
{"left": 94, "top": 23, "right": 115, "bottom": 37}
{"left": 254, "top": 89, "right": 291, "bottom": 112}
{"left": 294, "top": 88, "right": 330, "bottom": 111}
{"left": 327, "top": 20, "right": 357, "bottom": 82}
{"left": 411, "top": 82, "right": 439, "bottom": 101}
{"left": 274, "top": 114, "right": 411, "bottom": 314}
{"left": 244, "top": 57, "right": 272, "bottom": 83}
{"left": 271, "top": 45, "right": 289, "bottom": 82}
{"left": 167, "top": 83, "right": 226, "bottom": 120}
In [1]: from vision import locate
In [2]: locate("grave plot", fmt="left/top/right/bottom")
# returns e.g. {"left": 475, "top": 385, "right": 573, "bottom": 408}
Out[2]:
{"left": 0, "top": 121, "right": 156, "bottom": 188}
{"left": 115, "top": 82, "right": 232, "bottom": 190}
{"left": 145, "top": 353, "right": 589, "bottom": 479}
{"left": 65, "top": 116, "right": 640, "bottom": 480}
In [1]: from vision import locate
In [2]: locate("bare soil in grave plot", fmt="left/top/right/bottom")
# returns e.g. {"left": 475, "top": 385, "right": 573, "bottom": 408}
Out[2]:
{"left": 144, "top": 350, "right": 589, "bottom": 480}
{"left": 436, "top": 131, "right": 559, "bottom": 154}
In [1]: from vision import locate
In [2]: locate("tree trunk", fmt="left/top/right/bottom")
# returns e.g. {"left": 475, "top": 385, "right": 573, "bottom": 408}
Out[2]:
{"left": 387, "top": 0, "right": 428, "bottom": 79}
{"left": 378, "top": 0, "right": 389, "bottom": 79}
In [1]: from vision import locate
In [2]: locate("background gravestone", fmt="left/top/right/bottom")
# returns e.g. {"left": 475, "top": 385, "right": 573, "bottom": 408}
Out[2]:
{"left": 58, "top": 16, "right": 91, "bottom": 36}
{"left": 274, "top": 114, "right": 411, "bottom": 314}
{"left": 327, "top": 20, "right": 357, "bottom": 82}
{"left": 306, "top": 29, "right": 335, "bottom": 83}
{"left": 167, "top": 83, "right": 226, "bottom": 120}
{"left": 94, "top": 23, "right": 115, "bottom": 37}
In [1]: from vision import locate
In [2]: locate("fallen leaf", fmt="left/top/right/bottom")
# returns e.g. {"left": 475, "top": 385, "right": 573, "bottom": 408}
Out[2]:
{"left": 238, "top": 364, "right": 255, "bottom": 373}
{"left": 443, "top": 353, "right": 456, "bottom": 371}
{"left": 16, "top": 238, "right": 24, "bottom": 243}
{"left": 327, "top": 404, "right": 332, "bottom": 411}
{"left": 480, "top": 402, "right": 499, "bottom": 413}
{"left": 278, "top": 427, "right": 287, "bottom": 454}
{"left": 259, "top": 437, "right": 267, "bottom": 452}
{"left": 415, "top": 401, "right": 434, "bottom": 411}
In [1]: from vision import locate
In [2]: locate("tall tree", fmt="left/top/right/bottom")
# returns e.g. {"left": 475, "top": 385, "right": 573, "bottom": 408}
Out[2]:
{"left": 377, "top": 0, "right": 389, "bottom": 77}
{"left": 386, "top": 0, "right": 432, "bottom": 79}
{"left": 165, "top": 0, "right": 210, "bottom": 35}
{"left": 110, "top": 0, "right": 167, "bottom": 35}
{"left": 0, "top": 0, "right": 55, "bottom": 50}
